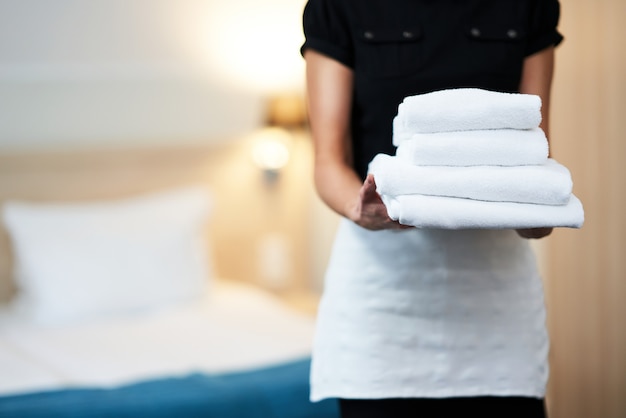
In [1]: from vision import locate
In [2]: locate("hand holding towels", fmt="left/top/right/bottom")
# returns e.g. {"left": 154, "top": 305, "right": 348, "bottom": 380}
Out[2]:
{"left": 374, "top": 88, "right": 584, "bottom": 230}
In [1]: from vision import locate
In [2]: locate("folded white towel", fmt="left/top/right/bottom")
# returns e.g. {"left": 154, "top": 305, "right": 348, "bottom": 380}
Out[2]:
{"left": 369, "top": 154, "right": 573, "bottom": 205}
{"left": 394, "top": 128, "right": 549, "bottom": 166}
{"left": 393, "top": 88, "right": 542, "bottom": 143}
{"left": 383, "top": 194, "right": 584, "bottom": 229}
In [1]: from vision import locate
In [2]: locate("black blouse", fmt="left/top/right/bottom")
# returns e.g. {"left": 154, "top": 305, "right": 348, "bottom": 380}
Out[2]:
{"left": 301, "top": 0, "right": 563, "bottom": 180}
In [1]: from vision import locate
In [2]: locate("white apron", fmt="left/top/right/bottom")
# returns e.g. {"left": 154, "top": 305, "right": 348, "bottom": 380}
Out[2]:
{"left": 310, "top": 220, "right": 549, "bottom": 401}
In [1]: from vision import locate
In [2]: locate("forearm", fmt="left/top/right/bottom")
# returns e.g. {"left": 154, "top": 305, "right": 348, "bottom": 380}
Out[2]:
{"left": 305, "top": 49, "right": 360, "bottom": 219}
{"left": 305, "top": 49, "right": 405, "bottom": 230}
{"left": 519, "top": 46, "right": 555, "bottom": 148}
{"left": 517, "top": 46, "right": 556, "bottom": 239}
{"left": 314, "top": 155, "right": 363, "bottom": 219}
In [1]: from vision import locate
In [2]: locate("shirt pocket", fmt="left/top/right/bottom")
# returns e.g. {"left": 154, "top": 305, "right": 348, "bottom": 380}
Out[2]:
{"left": 464, "top": 21, "right": 527, "bottom": 76}
{"left": 353, "top": 26, "right": 423, "bottom": 78}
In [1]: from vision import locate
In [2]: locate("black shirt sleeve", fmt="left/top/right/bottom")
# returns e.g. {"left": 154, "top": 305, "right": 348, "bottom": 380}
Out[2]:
{"left": 525, "top": 0, "right": 564, "bottom": 56}
{"left": 301, "top": 0, "right": 354, "bottom": 68}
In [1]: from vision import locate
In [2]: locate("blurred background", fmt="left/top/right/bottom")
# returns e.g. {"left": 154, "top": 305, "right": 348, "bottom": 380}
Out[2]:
{"left": 0, "top": 0, "right": 335, "bottom": 300}
{"left": 0, "top": 0, "right": 623, "bottom": 417}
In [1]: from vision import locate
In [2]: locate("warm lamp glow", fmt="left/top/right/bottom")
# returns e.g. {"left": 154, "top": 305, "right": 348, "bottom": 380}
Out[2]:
{"left": 251, "top": 127, "right": 292, "bottom": 172}
{"left": 205, "top": 0, "right": 306, "bottom": 94}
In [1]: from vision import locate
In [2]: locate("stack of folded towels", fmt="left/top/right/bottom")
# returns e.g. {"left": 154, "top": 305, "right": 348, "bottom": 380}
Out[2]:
{"left": 369, "top": 88, "right": 585, "bottom": 229}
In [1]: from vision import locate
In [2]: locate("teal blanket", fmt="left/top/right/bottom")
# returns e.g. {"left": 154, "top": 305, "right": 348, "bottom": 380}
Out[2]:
{"left": 0, "top": 357, "right": 339, "bottom": 418}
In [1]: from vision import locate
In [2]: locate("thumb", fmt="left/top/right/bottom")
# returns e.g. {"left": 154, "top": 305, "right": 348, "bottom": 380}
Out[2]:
{"left": 361, "top": 174, "right": 381, "bottom": 201}
{"left": 363, "top": 174, "right": 377, "bottom": 192}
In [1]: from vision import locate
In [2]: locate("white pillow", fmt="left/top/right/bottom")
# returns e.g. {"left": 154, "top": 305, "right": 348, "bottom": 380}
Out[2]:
{"left": 2, "top": 186, "right": 213, "bottom": 325}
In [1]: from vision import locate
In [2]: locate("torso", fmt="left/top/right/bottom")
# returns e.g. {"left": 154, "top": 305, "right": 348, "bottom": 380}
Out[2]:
{"left": 342, "top": 0, "right": 536, "bottom": 178}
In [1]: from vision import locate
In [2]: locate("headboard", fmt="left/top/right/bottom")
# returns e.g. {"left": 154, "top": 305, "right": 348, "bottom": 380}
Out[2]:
{"left": 0, "top": 137, "right": 325, "bottom": 302}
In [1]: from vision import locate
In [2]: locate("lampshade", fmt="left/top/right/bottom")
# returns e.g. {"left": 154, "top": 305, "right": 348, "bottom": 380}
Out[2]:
{"left": 265, "top": 94, "right": 307, "bottom": 128}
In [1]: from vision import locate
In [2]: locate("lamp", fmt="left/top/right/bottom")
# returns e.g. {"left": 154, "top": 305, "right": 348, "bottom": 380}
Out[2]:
{"left": 251, "top": 94, "right": 307, "bottom": 185}
{"left": 265, "top": 94, "right": 308, "bottom": 129}
{"left": 251, "top": 126, "right": 292, "bottom": 184}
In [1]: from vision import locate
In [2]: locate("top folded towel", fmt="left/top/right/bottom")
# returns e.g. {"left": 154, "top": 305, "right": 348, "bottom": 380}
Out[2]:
{"left": 393, "top": 88, "right": 542, "bottom": 143}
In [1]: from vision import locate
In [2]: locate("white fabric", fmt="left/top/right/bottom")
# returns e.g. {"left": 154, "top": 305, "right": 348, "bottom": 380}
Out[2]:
{"left": 0, "top": 281, "right": 316, "bottom": 396}
{"left": 383, "top": 194, "right": 584, "bottom": 229}
{"left": 2, "top": 186, "right": 213, "bottom": 326}
{"left": 370, "top": 154, "right": 573, "bottom": 205}
{"left": 0, "top": 340, "right": 63, "bottom": 395}
{"left": 393, "top": 88, "right": 542, "bottom": 143}
{"left": 310, "top": 220, "right": 549, "bottom": 401}
{"left": 394, "top": 127, "right": 549, "bottom": 166}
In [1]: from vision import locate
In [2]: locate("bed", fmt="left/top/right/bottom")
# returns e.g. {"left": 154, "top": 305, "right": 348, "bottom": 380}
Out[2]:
{"left": 0, "top": 281, "right": 338, "bottom": 417}
{"left": 0, "top": 146, "right": 339, "bottom": 417}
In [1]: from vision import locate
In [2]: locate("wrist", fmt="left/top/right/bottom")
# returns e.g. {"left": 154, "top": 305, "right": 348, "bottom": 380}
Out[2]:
{"left": 344, "top": 197, "right": 362, "bottom": 224}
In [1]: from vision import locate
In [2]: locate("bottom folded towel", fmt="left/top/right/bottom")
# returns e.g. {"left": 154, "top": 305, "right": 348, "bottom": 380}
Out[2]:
{"left": 382, "top": 194, "right": 584, "bottom": 229}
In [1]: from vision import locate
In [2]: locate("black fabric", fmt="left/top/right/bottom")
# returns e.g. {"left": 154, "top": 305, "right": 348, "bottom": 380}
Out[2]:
{"left": 301, "top": 0, "right": 563, "bottom": 180}
{"left": 339, "top": 396, "right": 547, "bottom": 418}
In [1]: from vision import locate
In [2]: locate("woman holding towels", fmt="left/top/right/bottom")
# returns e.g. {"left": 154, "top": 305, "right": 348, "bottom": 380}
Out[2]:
{"left": 301, "top": 0, "right": 569, "bottom": 417}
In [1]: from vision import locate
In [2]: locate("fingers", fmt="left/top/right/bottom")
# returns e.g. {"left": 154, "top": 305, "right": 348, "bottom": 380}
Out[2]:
{"left": 516, "top": 227, "right": 553, "bottom": 239}
{"left": 361, "top": 175, "right": 419, "bottom": 230}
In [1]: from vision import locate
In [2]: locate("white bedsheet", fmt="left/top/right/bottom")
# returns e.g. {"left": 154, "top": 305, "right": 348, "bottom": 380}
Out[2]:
{"left": 0, "top": 280, "right": 316, "bottom": 396}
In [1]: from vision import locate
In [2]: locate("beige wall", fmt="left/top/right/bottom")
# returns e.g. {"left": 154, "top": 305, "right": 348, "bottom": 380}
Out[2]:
{"left": 0, "top": 0, "right": 306, "bottom": 149}
{"left": 545, "top": 0, "right": 626, "bottom": 417}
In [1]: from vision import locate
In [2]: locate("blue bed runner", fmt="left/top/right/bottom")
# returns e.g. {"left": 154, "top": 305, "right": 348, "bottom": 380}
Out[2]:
{"left": 0, "top": 357, "right": 339, "bottom": 418}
